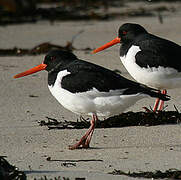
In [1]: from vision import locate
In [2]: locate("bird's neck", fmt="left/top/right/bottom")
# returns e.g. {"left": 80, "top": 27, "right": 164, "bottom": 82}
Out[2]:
{"left": 120, "top": 41, "right": 133, "bottom": 56}
{"left": 48, "top": 71, "right": 59, "bottom": 86}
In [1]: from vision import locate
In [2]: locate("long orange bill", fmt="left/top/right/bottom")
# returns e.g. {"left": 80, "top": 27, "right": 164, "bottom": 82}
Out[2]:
{"left": 92, "top": 37, "right": 121, "bottom": 54}
{"left": 14, "top": 63, "right": 47, "bottom": 78}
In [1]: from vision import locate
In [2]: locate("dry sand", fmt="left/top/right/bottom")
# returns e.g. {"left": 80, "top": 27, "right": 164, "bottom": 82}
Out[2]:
{"left": 0, "top": 5, "right": 181, "bottom": 179}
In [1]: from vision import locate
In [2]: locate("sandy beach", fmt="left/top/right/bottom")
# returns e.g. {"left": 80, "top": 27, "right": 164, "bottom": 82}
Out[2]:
{"left": 1, "top": 2, "right": 181, "bottom": 179}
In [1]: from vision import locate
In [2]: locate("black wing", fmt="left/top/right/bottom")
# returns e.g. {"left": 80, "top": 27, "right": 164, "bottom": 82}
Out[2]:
{"left": 61, "top": 59, "right": 137, "bottom": 93}
{"left": 61, "top": 59, "right": 169, "bottom": 101}
{"left": 134, "top": 34, "right": 181, "bottom": 71}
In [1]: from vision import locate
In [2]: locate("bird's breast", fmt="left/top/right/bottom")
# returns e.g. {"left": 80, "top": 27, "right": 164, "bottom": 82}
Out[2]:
{"left": 120, "top": 45, "right": 181, "bottom": 89}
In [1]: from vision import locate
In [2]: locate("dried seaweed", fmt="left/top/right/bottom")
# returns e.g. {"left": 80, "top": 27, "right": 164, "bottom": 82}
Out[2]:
{"left": 0, "top": 156, "right": 26, "bottom": 180}
{"left": 61, "top": 162, "right": 76, "bottom": 167}
{"left": 108, "top": 169, "right": 181, "bottom": 179}
{"left": 0, "top": 42, "right": 93, "bottom": 56}
{"left": 0, "top": 29, "right": 93, "bottom": 56}
{"left": 34, "top": 177, "right": 71, "bottom": 180}
{"left": 39, "top": 116, "right": 90, "bottom": 130}
{"left": 34, "top": 177, "right": 85, "bottom": 180}
{"left": 39, "top": 111, "right": 181, "bottom": 130}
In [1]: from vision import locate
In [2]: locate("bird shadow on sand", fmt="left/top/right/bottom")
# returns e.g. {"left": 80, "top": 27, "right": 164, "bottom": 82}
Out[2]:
{"left": 46, "top": 158, "right": 103, "bottom": 163}
{"left": 24, "top": 170, "right": 61, "bottom": 175}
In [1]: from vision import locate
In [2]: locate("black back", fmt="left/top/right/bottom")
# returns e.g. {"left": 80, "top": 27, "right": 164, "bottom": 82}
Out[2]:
{"left": 118, "top": 23, "right": 181, "bottom": 71}
{"left": 61, "top": 59, "right": 140, "bottom": 94}
{"left": 134, "top": 34, "right": 181, "bottom": 71}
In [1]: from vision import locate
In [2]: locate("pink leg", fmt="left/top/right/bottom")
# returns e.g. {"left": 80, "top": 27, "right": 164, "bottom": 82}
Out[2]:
{"left": 153, "top": 98, "right": 160, "bottom": 112}
{"left": 153, "top": 90, "right": 161, "bottom": 112}
{"left": 158, "top": 89, "right": 167, "bottom": 111}
{"left": 83, "top": 114, "right": 98, "bottom": 148}
{"left": 143, "top": 90, "right": 161, "bottom": 112}
{"left": 69, "top": 114, "right": 97, "bottom": 150}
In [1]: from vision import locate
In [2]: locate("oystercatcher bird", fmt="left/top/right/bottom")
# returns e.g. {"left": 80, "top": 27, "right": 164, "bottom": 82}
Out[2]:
{"left": 92, "top": 23, "right": 181, "bottom": 111}
{"left": 14, "top": 50, "right": 169, "bottom": 149}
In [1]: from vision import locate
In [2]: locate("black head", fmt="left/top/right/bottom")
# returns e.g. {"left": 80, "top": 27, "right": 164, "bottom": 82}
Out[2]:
{"left": 13, "top": 50, "right": 77, "bottom": 79}
{"left": 43, "top": 50, "right": 77, "bottom": 72}
{"left": 118, "top": 23, "right": 148, "bottom": 43}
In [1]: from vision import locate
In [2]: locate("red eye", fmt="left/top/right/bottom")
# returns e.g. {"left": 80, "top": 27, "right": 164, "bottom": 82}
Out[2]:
{"left": 123, "top": 31, "right": 127, "bottom": 35}
{"left": 51, "top": 56, "right": 56, "bottom": 61}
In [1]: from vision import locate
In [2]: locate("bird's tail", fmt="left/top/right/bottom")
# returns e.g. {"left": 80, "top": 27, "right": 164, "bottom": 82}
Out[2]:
{"left": 141, "top": 85, "right": 170, "bottom": 101}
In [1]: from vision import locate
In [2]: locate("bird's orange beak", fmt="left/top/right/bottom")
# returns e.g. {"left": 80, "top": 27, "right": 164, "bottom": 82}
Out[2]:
{"left": 14, "top": 63, "right": 47, "bottom": 78}
{"left": 92, "top": 37, "right": 121, "bottom": 54}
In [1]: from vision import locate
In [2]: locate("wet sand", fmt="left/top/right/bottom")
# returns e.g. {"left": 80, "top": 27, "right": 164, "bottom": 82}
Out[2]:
{"left": 0, "top": 8, "right": 181, "bottom": 180}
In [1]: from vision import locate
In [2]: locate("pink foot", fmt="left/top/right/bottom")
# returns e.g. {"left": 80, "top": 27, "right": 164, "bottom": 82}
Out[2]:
{"left": 69, "top": 114, "right": 97, "bottom": 150}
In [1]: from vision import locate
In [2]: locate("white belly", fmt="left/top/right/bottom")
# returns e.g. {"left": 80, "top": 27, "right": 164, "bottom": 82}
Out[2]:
{"left": 48, "top": 70, "right": 147, "bottom": 118}
{"left": 120, "top": 45, "right": 181, "bottom": 90}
